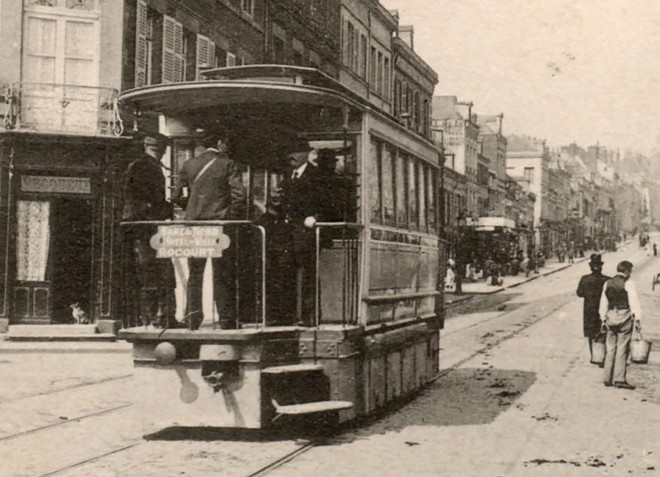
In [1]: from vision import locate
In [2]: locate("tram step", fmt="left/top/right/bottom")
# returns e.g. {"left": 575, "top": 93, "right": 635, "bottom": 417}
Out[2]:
{"left": 261, "top": 364, "right": 324, "bottom": 375}
{"left": 271, "top": 398, "right": 353, "bottom": 416}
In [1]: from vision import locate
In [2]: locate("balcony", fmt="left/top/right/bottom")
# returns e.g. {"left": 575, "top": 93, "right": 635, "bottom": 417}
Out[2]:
{"left": 1, "top": 82, "right": 123, "bottom": 137}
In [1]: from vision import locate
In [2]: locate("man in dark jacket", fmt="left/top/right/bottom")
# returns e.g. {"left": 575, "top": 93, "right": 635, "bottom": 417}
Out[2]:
{"left": 576, "top": 254, "right": 609, "bottom": 365}
{"left": 172, "top": 132, "right": 246, "bottom": 329}
{"left": 122, "top": 133, "right": 175, "bottom": 328}
{"left": 279, "top": 142, "right": 332, "bottom": 326}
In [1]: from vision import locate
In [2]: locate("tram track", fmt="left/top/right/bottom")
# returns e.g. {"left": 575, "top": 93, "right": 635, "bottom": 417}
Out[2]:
{"left": 0, "top": 402, "right": 133, "bottom": 443}
{"left": 0, "top": 373, "right": 133, "bottom": 405}
{"left": 35, "top": 442, "right": 143, "bottom": 477}
{"left": 239, "top": 291, "right": 578, "bottom": 477}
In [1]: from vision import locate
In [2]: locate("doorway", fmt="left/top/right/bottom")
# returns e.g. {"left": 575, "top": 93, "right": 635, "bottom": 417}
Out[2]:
{"left": 50, "top": 197, "right": 94, "bottom": 324}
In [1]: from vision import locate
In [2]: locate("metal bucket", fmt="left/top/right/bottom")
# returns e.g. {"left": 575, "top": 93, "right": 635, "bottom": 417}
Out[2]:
{"left": 631, "top": 338, "right": 652, "bottom": 364}
{"left": 590, "top": 334, "right": 606, "bottom": 365}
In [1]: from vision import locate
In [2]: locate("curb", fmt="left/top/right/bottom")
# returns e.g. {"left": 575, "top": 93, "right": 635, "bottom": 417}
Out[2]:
{"left": 445, "top": 252, "right": 603, "bottom": 307}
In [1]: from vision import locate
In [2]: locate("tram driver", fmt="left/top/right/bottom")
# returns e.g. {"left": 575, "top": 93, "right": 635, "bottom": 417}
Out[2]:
{"left": 172, "top": 131, "right": 246, "bottom": 330}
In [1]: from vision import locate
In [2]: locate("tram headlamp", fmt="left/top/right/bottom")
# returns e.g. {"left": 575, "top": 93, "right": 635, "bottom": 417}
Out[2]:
{"left": 154, "top": 341, "right": 177, "bottom": 365}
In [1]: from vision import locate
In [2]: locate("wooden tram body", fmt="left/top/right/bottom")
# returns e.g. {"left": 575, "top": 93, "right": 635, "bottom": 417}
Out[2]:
{"left": 119, "top": 66, "right": 445, "bottom": 432}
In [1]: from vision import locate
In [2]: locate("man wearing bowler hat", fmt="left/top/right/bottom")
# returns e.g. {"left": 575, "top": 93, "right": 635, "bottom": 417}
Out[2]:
{"left": 279, "top": 140, "right": 334, "bottom": 326}
{"left": 576, "top": 253, "right": 609, "bottom": 365}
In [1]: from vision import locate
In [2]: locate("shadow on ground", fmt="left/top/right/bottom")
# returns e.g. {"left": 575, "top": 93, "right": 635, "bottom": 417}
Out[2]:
{"left": 327, "top": 368, "right": 537, "bottom": 445}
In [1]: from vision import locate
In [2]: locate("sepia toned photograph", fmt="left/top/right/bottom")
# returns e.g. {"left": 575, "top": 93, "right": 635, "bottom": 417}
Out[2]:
{"left": 0, "top": 1, "right": 658, "bottom": 476}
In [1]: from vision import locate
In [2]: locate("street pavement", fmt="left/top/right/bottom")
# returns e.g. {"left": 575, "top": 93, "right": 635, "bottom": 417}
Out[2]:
{"left": 0, "top": 239, "right": 658, "bottom": 476}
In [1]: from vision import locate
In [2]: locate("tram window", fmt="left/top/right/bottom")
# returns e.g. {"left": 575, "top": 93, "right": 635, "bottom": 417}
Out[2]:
{"left": 408, "top": 158, "right": 418, "bottom": 230}
{"left": 428, "top": 168, "right": 438, "bottom": 232}
{"left": 368, "top": 139, "right": 382, "bottom": 224}
{"left": 395, "top": 152, "right": 408, "bottom": 228}
{"left": 381, "top": 145, "right": 396, "bottom": 227}
{"left": 418, "top": 163, "right": 427, "bottom": 233}
{"left": 251, "top": 169, "right": 267, "bottom": 219}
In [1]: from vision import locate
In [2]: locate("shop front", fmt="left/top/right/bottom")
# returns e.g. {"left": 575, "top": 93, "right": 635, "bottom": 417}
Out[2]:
{"left": 0, "top": 133, "right": 132, "bottom": 329}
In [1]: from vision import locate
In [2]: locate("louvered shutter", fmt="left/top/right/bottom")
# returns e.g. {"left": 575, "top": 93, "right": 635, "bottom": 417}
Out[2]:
{"left": 162, "top": 15, "right": 184, "bottom": 83}
{"left": 135, "top": 0, "right": 148, "bottom": 87}
{"left": 196, "top": 34, "right": 215, "bottom": 79}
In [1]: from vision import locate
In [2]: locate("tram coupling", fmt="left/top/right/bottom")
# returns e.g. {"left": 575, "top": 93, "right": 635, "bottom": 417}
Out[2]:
{"left": 199, "top": 344, "right": 240, "bottom": 392}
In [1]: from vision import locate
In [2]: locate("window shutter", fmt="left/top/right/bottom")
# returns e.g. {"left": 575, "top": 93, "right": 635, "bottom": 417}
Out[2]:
{"left": 135, "top": 0, "right": 148, "bottom": 87}
{"left": 196, "top": 34, "right": 215, "bottom": 79}
{"left": 162, "top": 15, "right": 184, "bottom": 83}
{"left": 226, "top": 52, "right": 236, "bottom": 67}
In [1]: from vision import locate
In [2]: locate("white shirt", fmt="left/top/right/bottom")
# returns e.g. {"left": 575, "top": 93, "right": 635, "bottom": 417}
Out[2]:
{"left": 292, "top": 162, "right": 308, "bottom": 179}
{"left": 599, "top": 273, "right": 642, "bottom": 322}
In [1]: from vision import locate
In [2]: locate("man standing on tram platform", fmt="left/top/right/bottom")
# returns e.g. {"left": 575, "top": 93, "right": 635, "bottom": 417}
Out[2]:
{"left": 279, "top": 141, "right": 333, "bottom": 326}
{"left": 172, "top": 131, "right": 246, "bottom": 330}
{"left": 122, "top": 133, "right": 176, "bottom": 328}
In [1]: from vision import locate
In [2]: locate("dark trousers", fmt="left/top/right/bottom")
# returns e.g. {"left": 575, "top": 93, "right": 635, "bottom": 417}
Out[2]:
{"left": 132, "top": 237, "right": 175, "bottom": 326}
{"left": 186, "top": 252, "right": 236, "bottom": 329}
{"left": 292, "top": 250, "right": 318, "bottom": 326}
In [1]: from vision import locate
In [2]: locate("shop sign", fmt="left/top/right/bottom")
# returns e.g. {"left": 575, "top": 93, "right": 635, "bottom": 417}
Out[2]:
{"left": 21, "top": 175, "right": 91, "bottom": 194}
{"left": 149, "top": 226, "right": 230, "bottom": 258}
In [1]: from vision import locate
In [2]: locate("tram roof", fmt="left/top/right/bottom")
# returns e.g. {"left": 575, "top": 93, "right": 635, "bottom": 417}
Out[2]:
{"left": 119, "top": 66, "right": 364, "bottom": 121}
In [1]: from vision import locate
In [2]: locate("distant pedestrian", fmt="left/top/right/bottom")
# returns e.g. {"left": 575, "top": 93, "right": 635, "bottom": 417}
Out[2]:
{"left": 654, "top": 243, "right": 657, "bottom": 257}
{"left": 599, "top": 260, "right": 642, "bottom": 390}
{"left": 576, "top": 254, "right": 609, "bottom": 365}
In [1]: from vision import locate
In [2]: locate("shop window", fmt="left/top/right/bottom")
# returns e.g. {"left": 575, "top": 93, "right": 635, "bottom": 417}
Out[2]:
{"left": 16, "top": 201, "right": 51, "bottom": 282}
{"left": 369, "top": 139, "right": 382, "bottom": 224}
{"left": 395, "top": 152, "right": 408, "bottom": 228}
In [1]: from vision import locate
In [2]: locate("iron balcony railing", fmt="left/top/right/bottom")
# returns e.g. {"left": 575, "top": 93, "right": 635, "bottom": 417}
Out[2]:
{"left": 1, "top": 82, "right": 123, "bottom": 137}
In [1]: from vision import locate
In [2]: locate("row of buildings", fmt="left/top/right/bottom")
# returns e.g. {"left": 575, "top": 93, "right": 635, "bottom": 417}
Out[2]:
{"left": 0, "top": 0, "right": 651, "bottom": 329}
{"left": 0, "top": 0, "right": 439, "bottom": 329}
{"left": 433, "top": 96, "right": 650, "bottom": 264}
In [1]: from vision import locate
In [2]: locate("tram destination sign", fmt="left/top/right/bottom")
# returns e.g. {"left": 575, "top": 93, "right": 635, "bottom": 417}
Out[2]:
{"left": 150, "top": 226, "right": 231, "bottom": 258}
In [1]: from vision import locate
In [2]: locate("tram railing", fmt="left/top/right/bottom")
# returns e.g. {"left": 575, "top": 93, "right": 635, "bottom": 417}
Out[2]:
{"left": 119, "top": 220, "right": 267, "bottom": 329}
{"left": 118, "top": 220, "right": 361, "bottom": 330}
{"left": 314, "top": 222, "right": 362, "bottom": 327}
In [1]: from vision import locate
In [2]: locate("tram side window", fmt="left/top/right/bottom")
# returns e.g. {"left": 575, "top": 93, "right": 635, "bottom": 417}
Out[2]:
{"left": 408, "top": 158, "right": 418, "bottom": 230}
{"left": 427, "top": 168, "right": 438, "bottom": 232}
{"left": 418, "top": 163, "right": 427, "bottom": 233}
{"left": 368, "top": 139, "right": 382, "bottom": 224}
{"left": 381, "top": 145, "right": 396, "bottom": 227}
{"left": 395, "top": 152, "right": 408, "bottom": 228}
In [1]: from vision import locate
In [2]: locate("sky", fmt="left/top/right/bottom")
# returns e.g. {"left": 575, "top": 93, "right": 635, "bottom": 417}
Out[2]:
{"left": 382, "top": 0, "right": 660, "bottom": 156}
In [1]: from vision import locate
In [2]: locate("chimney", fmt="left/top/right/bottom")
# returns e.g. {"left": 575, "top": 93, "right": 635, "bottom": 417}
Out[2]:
{"left": 399, "top": 25, "right": 414, "bottom": 50}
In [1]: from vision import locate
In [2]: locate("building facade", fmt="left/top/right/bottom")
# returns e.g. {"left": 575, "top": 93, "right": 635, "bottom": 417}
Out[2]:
{"left": 0, "top": 0, "right": 132, "bottom": 330}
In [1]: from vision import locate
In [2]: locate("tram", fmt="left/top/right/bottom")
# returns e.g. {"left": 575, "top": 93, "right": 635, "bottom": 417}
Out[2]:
{"left": 118, "top": 66, "right": 446, "bottom": 432}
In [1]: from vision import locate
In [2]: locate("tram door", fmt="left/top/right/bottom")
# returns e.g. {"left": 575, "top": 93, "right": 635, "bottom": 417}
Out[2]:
{"left": 13, "top": 198, "right": 93, "bottom": 324}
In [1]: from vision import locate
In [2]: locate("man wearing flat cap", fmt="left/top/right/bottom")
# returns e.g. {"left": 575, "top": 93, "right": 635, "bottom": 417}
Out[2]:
{"left": 576, "top": 253, "right": 609, "bottom": 364}
{"left": 122, "top": 133, "right": 175, "bottom": 328}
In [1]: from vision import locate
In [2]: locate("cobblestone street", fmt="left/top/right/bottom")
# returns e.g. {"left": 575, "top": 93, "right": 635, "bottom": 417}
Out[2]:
{"left": 1, "top": 242, "right": 658, "bottom": 477}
